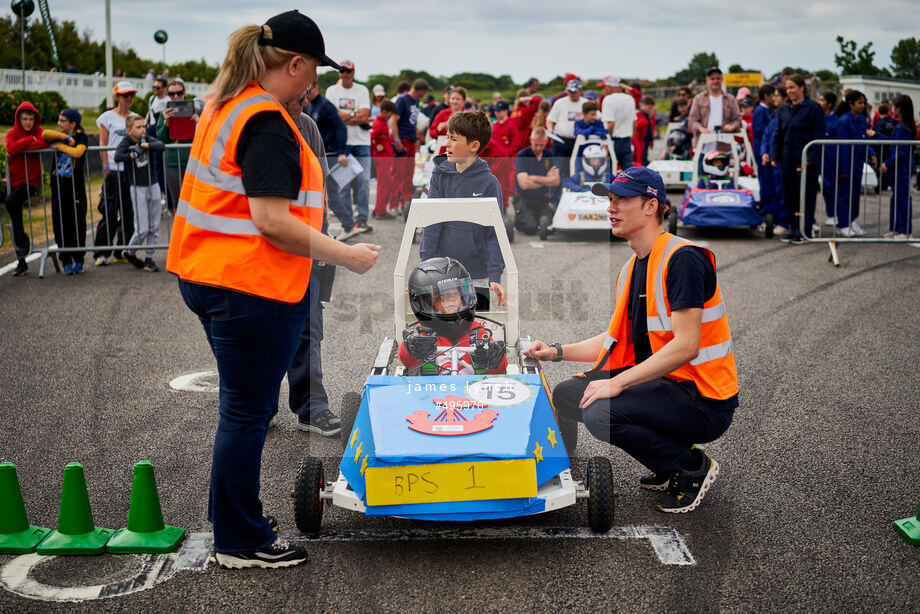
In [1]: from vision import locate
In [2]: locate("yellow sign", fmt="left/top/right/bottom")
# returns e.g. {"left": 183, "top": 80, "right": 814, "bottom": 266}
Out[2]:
{"left": 723, "top": 72, "right": 764, "bottom": 87}
{"left": 365, "top": 459, "right": 537, "bottom": 506}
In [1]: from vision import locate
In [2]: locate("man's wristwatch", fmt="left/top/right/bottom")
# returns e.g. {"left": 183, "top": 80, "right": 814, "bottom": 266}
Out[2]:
{"left": 551, "top": 343, "right": 563, "bottom": 362}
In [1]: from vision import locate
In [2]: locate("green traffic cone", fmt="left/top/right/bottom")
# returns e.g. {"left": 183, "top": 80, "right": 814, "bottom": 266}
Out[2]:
{"left": 0, "top": 462, "right": 51, "bottom": 554}
{"left": 107, "top": 461, "right": 185, "bottom": 554}
{"left": 894, "top": 503, "right": 920, "bottom": 545}
{"left": 36, "top": 462, "right": 113, "bottom": 555}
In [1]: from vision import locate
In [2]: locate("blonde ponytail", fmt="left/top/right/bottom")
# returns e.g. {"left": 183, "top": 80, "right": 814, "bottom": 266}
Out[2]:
{"left": 207, "top": 24, "right": 308, "bottom": 107}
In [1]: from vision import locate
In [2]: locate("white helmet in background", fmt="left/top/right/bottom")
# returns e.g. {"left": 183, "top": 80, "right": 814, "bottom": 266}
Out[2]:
{"left": 581, "top": 144, "right": 608, "bottom": 177}
{"left": 702, "top": 150, "right": 731, "bottom": 178}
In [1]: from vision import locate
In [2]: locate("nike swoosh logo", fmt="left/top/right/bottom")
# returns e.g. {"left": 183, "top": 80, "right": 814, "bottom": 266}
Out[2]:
{"left": 473, "top": 192, "right": 483, "bottom": 197}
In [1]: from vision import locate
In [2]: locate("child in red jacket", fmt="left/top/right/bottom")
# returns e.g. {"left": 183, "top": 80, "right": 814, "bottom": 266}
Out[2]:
{"left": 398, "top": 257, "right": 506, "bottom": 376}
{"left": 479, "top": 100, "right": 518, "bottom": 209}
{"left": 371, "top": 100, "right": 399, "bottom": 217}
{"left": 4, "top": 101, "right": 47, "bottom": 276}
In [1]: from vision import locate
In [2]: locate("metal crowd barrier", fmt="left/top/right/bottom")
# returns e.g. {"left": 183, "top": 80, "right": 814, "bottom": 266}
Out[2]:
{"left": 800, "top": 138, "right": 919, "bottom": 266}
{"left": 3, "top": 143, "right": 191, "bottom": 278}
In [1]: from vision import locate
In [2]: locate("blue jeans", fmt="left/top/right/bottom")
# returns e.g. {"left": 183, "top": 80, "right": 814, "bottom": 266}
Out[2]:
{"left": 179, "top": 279, "right": 311, "bottom": 553}
{"left": 612, "top": 138, "right": 634, "bottom": 170}
{"left": 342, "top": 144, "right": 371, "bottom": 224}
{"left": 325, "top": 155, "right": 355, "bottom": 231}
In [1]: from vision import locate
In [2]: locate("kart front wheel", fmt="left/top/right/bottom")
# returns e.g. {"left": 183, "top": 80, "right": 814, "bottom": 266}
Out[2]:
{"left": 586, "top": 456, "right": 615, "bottom": 533}
{"left": 538, "top": 215, "right": 551, "bottom": 242}
{"left": 340, "top": 391, "right": 363, "bottom": 450}
{"left": 505, "top": 216, "right": 515, "bottom": 243}
{"left": 293, "top": 457, "right": 324, "bottom": 535}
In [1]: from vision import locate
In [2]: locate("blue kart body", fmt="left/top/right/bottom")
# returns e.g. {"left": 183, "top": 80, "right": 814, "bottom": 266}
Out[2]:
{"left": 679, "top": 186, "right": 763, "bottom": 228}
{"left": 339, "top": 374, "right": 570, "bottom": 521}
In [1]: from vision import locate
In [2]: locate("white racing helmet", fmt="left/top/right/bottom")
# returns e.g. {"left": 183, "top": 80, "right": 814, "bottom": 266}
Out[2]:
{"left": 702, "top": 150, "right": 731, "bottom": 178}
{"left": 581, "top": 144, "right": 608, "bottom": 177}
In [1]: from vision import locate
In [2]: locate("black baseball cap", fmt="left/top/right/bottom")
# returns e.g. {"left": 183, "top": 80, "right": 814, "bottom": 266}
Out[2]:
{"left": 706, "top": 66, "right": 723, "bottom": 76}
{"left": 591, "top": 167, "right": 667, "bottom": 201}
{"left": 494, "top": 100, "right": 510, "bottom": 112}
{"left": 260, "top": 11, "right": 341, "bottom": 70}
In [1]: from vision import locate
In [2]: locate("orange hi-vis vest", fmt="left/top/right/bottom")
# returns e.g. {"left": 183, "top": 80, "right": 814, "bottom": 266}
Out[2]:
{"left": 586, "top": 232, "right": 738, "bottom": 400}
{"left": 166, "top": 82, "right": 324, "bottom": 303}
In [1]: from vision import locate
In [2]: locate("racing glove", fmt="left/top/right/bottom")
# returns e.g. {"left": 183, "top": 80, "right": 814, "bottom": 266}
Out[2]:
{"left": 486, "top": 340, "right": 506, "bottom": 369}
{"left": 470, "top": 340, "right": 490, "bottom": 371}
{"left": 403, "top": 327, "right": 437, "bottom": 360}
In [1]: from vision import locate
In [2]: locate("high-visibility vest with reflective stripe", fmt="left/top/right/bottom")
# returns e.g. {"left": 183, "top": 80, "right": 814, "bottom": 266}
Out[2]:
{"left": 586, "top": 232, "right": 738, "bottom": 400}
{"left": 166, "top": 83, "right": 324, "bottom": 303}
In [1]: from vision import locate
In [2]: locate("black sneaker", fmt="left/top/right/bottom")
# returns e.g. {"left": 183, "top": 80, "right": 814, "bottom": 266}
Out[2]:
{"left": 374, "top": 212, "right": 396, "bottom": 220}
{"left": 655, "top": 451, "right": 720, "bottom": 513}
{"left": 297, "top": 409, "right": 341, "bottom": 437}
{"left": 11, "top": 259, "right": 28, "bottom": 277}
{"left": 124, "top": 252, "right": 145, "bottom": 269}
{"left": 640, "top": 445, "right": 704, "bottom": 491}
{"left": 215, "top": 536, "right": 307, "bottom": 569}
{"left": 143, "top": 258, "right": 159, "bottom": 272}
{"left": 356, "top": 221, "right": 373, "bottom": 233}
{"left": 639, "top": 472, "right": 671, "bottom": 491}
{"left": 781, "top": 232, "right": 806, "bottom": 245}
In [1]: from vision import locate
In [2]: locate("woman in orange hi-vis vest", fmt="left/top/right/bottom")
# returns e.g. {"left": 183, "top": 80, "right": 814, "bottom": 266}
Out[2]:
{"left": 166, "top": 11, "right": 378, "bottom": 570}
{"left": 524, "top": 167, "right": 737, "bottom": 516}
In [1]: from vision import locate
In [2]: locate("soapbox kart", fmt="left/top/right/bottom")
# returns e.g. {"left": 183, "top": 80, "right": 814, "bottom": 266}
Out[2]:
{"left": 647, "top": 121, "right": 693, "bottom": 189}
{"left": 669, "top": 132, "right": 771, "bottom": 237}
{"left": 292, "top": 198, "right": 615, "bottom": 534}
{"left": 650, "top": 128, "right": 759, "bottom": 194}
{"left": 549, "top": 134, "right": 617, "bottom": 240}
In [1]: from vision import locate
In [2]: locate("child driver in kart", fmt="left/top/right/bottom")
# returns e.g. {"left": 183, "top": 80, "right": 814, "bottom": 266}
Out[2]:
{"left": 398, "top": 257, "right": 507, "bottom": 375}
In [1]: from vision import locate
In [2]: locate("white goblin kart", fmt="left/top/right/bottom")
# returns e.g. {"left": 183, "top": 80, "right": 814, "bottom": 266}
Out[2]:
{"left": 549, "top": 134, "right": 618, "bottom": 238}
{"left": 292, "top": 198, "right": 615, "bottom": 533}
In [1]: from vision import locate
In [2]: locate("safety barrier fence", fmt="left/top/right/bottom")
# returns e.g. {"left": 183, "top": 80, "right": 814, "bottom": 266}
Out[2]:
{"left": 799, "top": 138, "right": 920, "bottom": 265}
{"left": 3, "top": 143, "right": 191, "bottom": 277}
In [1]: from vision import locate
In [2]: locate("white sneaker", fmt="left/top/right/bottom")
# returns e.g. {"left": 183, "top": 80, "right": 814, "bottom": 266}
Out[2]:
{"left": 812, "top": 223, "right": 821, "bottom": 236}
{"left": 337, "top": 227, "right": 361, "bottom": 241}
{"left": 825, "top": 217, "right": 837, "bottom": 226}
{"left": 883, "top": 231, "right": 909, "bottom": 239}
{"left": 773, "top": 225, "right": 789, "bottom": 236}
{"left": 836, "top": 226, "right": 862, "bottom": 237}
{"left": 849, "top": 220, "right": 865, "bottom": 235}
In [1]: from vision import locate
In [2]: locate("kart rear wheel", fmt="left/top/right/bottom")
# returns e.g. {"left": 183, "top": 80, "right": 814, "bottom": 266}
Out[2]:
{"left": 559, "top": 415, "right": 578, "bottom": 457}
{"left": 505, "top": 216, "right": 515, "bottom": 243}
{"left": 764, "top": 213, "right": 774, "bottom": 239}
{"left": 668, "top": 211, "right": 678, "bottom": 235}
{"left": 538, "top": 215, "right": 551, "bottom": 242}
{"left": 586, "top": 456, "right": 615, "bottom": 533}
{"left": 340, "top": 391, "right": 363, "bottom": 450}
{"left": 293, "top": 457, "right": 324, "bottom": 535}
{"left": 402, "top": 200, "right": 411, "bottom": 223}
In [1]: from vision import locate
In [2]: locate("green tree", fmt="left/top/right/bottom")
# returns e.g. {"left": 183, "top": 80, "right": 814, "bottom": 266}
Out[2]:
{"left": 834, "top": 36, "right": 889, "bottom": 76}
{"left": 890, "top": 37, "right": 920, "bottom": 81}
{"left": 671, "top": 52, "right": 719, "bottom": 84}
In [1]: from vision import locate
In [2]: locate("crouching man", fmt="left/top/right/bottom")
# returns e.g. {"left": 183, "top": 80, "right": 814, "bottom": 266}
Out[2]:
{"left": 524, "top": 167, "right": 738, "bottom": 513}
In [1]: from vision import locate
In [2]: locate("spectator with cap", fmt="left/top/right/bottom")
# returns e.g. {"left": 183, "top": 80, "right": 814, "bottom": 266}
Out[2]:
{"left": 546, "top": 77, "right": 584, "bottom": 177}
{"left": 94, "top": 80, "right": 139, "bottom": 266}
{"left": 421, "top": 94, "right": 439, "bottom": 120}
{"left": 669, "top": 86, "right": 693, "bottom": 122}
{"left": 431, "top": 85, "right": 452, "bottom": 118}
{"left": 479, "top": 98, "right": 517, "bottom": 209}
{"left": 687, "top": 67, "right": 741, "bottom": 148}
{"left": 740, "top": 97, "right": 755, "bottom": 145}
{"left": 325, "top": 59, "right": 373, "bottom": 231}
{"left": 551, "top": 73, "right": 579, "bottom": 104}
{"left": 390, "top": 78, "right": 430, "bottom": 208}
{"left": 370, "top": 83, "right": 387, "bottom": 119}
{"left": 391, "top": 80, "right": 410, "bottom": 103}
{"left": 599, "top": 75, "right": 636, "bottom": 169}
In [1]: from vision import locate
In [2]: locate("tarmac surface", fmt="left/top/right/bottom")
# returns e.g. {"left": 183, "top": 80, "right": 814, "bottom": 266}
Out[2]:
{"left": 1, "top": 190, "right": 919, "bottom": 613}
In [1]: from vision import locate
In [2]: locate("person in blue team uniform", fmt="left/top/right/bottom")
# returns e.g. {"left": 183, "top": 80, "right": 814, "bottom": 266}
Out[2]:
{"left": 752, "top": 85, "right": 774, "bottom": 224}
{"left": 562, "top": 144, "right": 614, "bottom": 191}
{"left": 874, "top": 95, "right": 916, "bottom": 237}
{"left": 816, "top": 91, "right": 839, "bottom": 226}
{"left": 833, "top": 90, "right": 877, "bottom": 237}
{"left": 770, "top": 74, "right": 825, "bottom": 244}
{"left": 759, "top": 87, "right": 788, "bottom": 229}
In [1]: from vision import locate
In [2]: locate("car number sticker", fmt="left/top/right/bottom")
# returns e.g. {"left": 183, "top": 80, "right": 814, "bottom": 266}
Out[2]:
{"left": 465, "top": 376, "right": 534, "bottom": 407}
{"left": 578, "top": 213, "right": 607, "bottom": 221}
{"left": 365, "top": 459, "right": 537, "bottom": 506}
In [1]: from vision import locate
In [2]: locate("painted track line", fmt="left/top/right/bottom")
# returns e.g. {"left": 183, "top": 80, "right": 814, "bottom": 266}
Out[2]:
{"left": 281, "top": 525, "right": 695, "bottom": 565}
{"left": 0, "top": 253, "right": 40, "bottom": 277}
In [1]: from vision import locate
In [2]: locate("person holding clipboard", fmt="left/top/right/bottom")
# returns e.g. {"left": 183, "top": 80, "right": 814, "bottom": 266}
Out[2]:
{"left": 166, "top": 10, "right": 379, "bottom": 569}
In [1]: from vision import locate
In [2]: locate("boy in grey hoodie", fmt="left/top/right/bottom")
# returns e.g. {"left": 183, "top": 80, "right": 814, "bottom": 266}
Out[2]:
{"left": 419, "top": 111, "right": 505, "bottom": 310}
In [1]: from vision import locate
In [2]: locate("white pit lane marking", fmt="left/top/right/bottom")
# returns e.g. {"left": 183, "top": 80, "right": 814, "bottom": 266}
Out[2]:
{"left": 0, "top": 552, "right": 176, "bottom": 602}
{"left": 0, "top": 253, "right": 40, "bottom": 277}
{"left": 169, "top": 370, "right": 219, "bottom": 393}
{"left": 284, "top": 525, "right": 695, "bottom": 566}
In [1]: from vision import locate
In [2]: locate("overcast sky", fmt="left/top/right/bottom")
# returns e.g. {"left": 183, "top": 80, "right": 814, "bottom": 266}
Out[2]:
{"left": 43, "top": 1, "right": 920, "bottom": 82}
